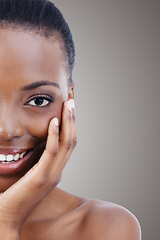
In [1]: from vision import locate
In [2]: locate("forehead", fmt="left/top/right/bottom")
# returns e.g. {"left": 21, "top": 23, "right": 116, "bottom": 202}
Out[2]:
{"left": 0, "top": 29, "right": 67, "bottom": 89}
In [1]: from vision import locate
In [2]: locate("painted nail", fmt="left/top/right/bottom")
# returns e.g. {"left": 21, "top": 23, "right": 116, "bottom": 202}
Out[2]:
{"left": 69, "top": 99, "right": 75, "bottom": 109}
{"left": 52, "top": 118, "right": 58, "bottom": 126}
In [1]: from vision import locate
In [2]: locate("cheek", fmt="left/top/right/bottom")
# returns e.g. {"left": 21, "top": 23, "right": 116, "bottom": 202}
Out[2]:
{"left": 24, "top": 103, "right": 63, "bottom": 140}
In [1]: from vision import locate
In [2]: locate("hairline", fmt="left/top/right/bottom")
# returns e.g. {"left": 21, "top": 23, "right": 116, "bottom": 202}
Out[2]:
{"left": 0, "top": 21, "right": 72, "bottom": 84}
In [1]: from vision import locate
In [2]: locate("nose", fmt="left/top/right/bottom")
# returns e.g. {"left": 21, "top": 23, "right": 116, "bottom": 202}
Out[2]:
{"left": 0, "top": 107, "right": 25, "bottom": 142}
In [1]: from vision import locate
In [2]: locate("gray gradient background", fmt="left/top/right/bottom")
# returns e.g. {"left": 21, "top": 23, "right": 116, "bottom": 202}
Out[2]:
{"left": 53, "top": 1, "right": 160, "bottom": 239}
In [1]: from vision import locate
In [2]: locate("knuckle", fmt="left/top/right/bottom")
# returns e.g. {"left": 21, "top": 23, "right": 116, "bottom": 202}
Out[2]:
{"left": 73, "top": 137, "right": 77, "bottom": 148}
{"left": 50, "top": 149, "right": 58, "bottom": 158}
{"left": 46, "top": 147, "right": 58, "bottom": 158}
{"left": 64, "top": 139, "right": 72, "bottom": 151}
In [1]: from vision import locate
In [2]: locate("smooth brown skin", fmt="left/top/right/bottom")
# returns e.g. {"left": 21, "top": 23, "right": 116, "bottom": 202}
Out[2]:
{"left": 0, "top": 29, "right": 141, "bottom": 240}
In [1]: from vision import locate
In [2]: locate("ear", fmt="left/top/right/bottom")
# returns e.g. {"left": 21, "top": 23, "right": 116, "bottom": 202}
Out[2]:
{"left": 68, "top": 82, "right": 75, "bottom": 100}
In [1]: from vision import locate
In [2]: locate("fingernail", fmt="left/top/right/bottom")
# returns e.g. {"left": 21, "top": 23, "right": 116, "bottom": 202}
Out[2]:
{"left": 52, "top": 118, "right": 58, "bottom": 126}
{"left": 67, "top": 101, "right": 72, "bottom": 111}
{"left": 69, "top": 99, "right": 75, "bottom": 109}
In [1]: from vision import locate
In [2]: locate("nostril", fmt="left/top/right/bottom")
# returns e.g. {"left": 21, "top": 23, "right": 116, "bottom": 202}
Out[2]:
{"left": 0, "top": 124, "right": 25, "bottom": 141}
{"left": 0, "top": 107, "right": 26, "bottom": 140}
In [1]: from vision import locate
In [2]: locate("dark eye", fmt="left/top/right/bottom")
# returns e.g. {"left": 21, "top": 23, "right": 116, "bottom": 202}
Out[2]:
{"left": 26, "top": 95, "right": 54, "bottom": 107}
{"left": 28, "top": 97, "right": 49, "bottom": 107}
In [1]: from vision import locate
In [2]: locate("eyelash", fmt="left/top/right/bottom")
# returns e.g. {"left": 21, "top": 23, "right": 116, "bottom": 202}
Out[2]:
{"left": 25, "top": 94, "right": 55, "bottom": 108}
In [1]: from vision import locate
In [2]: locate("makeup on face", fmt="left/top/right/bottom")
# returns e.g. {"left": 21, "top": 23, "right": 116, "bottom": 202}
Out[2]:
{"left": 0, "top": 29, "right": 70, "bottom": 186}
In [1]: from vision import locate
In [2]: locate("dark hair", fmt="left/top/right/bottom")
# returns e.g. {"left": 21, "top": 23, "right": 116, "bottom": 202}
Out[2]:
{"left": 0, "top": 0, "right": 75, "bottom": 82}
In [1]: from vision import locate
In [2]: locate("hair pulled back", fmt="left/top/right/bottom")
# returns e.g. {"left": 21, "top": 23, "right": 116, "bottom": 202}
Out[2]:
{"left": 0, "top": 0, "right": 75, "bottom": 81}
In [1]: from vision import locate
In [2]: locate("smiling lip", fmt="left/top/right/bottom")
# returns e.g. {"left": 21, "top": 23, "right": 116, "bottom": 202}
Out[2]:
{"left": 0, "top": 148, "right": 28, "bottom": 154}
{"left": 0, "top": 148, "right": 35, "bottom": 175}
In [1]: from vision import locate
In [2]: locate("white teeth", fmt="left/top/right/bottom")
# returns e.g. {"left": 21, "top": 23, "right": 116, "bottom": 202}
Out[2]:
{"left": 14, "top": 154, "right": 20, "bottom": 161}
{"left": 20, "top": 152, "right": 26, "bottom": 159}
{"left": 0, "top": 151, "right": 27, "bottom": 163}
{"left": 7, "top": 155, "right": 14, "bottom": 162}
{"left": 0, "top": 154, "right": 6, "bottom": 161}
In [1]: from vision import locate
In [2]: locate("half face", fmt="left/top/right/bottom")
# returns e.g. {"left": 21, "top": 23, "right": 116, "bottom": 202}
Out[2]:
{"left": 0, "top": 29, "right": 72, "bottom": 191}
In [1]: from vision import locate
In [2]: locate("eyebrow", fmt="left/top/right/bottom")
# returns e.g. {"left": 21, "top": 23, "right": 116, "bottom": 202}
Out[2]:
{"left": 22, "top": 80, "right": 60, "bottom": 91}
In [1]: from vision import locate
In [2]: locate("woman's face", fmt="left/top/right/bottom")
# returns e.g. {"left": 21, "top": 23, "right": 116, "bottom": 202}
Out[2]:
{"left": 0, "top": 29, "right": 73, "bottom": 191}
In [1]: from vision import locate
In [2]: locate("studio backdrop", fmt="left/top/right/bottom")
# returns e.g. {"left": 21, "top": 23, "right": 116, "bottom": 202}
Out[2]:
{"left": 52, "top": 1, "right": 160, "bottom": 240}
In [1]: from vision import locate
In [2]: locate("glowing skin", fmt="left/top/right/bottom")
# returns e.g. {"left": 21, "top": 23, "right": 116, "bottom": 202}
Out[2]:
{"left": 0, "top": 28, "right": 141, "bottom": 240}
{"left": 0, "top": 29, "right": 73, "bottom": 191}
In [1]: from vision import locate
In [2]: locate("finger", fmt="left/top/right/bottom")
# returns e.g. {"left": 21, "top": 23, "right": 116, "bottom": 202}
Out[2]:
{"left": 56, "top": 100, "right": 77, "bottom": 177}
{"left": 26, "top": 100, "right": 72, "bottom": 184}
{"left": 50, "top": 100, "right": 73, "bottom": 177}
{"left": 36, "top": 117, "right": 59, "bottom": 174}
{"left": 0, "top": 117, "right": 60, "bottom": 227}
{"left": 0, "top": 101, "right": 74, "bottom": 228}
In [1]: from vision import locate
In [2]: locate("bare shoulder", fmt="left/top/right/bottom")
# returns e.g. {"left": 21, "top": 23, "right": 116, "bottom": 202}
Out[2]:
{"left": 80, "top": 199, "right": 141, "bottom": 240}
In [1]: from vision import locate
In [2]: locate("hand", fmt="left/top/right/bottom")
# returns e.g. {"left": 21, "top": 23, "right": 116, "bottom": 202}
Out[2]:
{"left": 0, "top": 99, "right": 76, "bottom": 237}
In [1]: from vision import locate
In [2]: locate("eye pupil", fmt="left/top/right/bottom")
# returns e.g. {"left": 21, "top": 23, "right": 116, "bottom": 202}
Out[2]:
{"left": 26, "top": 96, "right": 52, "bottom": 107}
{"left": 35, "top": 98, "right": 44, "bottom": 106}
